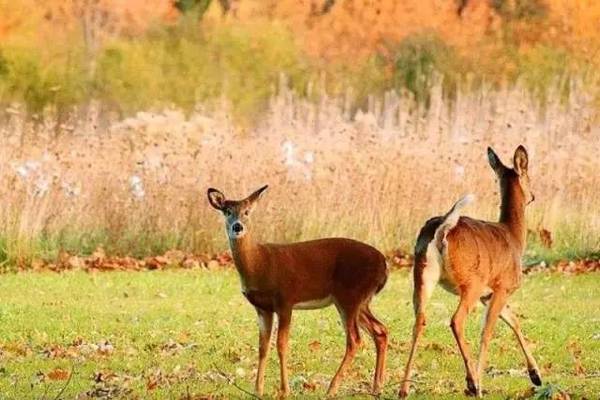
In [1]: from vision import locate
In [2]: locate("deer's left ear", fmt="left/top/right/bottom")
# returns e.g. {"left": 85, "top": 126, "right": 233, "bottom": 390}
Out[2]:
{"left": 247, "top": 185, "right": 269, "bottom": 204}
{"left": 513, "top": 145, "right": 529, "bottom": 176}
{"left": 207, "top": 188, "right": 226, "bottom": 210}
{"left": 243, "top": 185, "right": 269, "bottom": 214}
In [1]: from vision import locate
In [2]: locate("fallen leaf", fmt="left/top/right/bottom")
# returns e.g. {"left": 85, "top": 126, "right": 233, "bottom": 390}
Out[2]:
{"left": 538, "top": 228, "right": 553, "bottom": 249}
{"left": 567, "top": 341, "right": 585, "bottom": 376}
{"left": 147, "top": 377, "right": 159, "bottom": 391}
{"left": 48, "top": 368, "right": 70, "bottom": 381}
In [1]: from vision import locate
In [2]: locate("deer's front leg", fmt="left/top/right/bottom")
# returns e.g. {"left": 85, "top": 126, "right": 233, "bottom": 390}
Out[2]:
{"left": 276, "top": 307, "right": 292, "bottom": 397}
{"left": 256, "top": 308, "right": 274, "bottom": 396}
{"left": 497, "top": 302, "right": 542, "bottom": 386}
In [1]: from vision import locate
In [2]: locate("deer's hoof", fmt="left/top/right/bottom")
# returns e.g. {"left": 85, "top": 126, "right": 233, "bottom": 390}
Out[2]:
{"left": 398, "top": 388, "right": 410, "bottom": 398}
{"left": 528, "top": 369, "right": 542, "bottom": 386}
{"left": 465, "top": 376, "right": 479, "bottom": 396}
{"left": 371, "top": 385, "right": 382, "bottom": 397}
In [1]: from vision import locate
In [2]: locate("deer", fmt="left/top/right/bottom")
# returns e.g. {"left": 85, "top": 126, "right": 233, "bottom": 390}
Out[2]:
{"left": 207, "top": 185, "right": 389, "bottom": 398}
{"left": 399, "top": 146, "right": 542, "bottom": 397}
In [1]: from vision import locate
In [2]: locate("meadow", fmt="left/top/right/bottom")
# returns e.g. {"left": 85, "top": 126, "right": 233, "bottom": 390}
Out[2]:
{"left": 0, "top": 269, "right": 597, "bottom": 399}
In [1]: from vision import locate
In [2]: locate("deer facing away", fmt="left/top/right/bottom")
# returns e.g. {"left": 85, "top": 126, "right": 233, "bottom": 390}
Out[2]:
{"left": 208, "top": 185, "right": 389, "bottom": 397}
{"left": 399, "top": 146, "right": 542, "bottom": 397}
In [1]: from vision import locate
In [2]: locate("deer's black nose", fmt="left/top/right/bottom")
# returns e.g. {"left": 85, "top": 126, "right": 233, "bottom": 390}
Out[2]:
{"left": 232, "top": 222, "right": 244, "bottom": 233}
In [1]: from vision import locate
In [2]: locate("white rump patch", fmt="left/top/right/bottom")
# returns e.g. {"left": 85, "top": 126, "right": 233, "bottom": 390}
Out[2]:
{"left": 294, "top": 296, "right": 334, "bottom": 310}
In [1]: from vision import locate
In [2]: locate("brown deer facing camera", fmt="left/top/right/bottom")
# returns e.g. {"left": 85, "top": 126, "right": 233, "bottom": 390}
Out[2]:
{"left": 399, "top": 146, "right": 542, "bottom": 397}
{"left": 208, "top": 185, "right": 389, "bottom": 397}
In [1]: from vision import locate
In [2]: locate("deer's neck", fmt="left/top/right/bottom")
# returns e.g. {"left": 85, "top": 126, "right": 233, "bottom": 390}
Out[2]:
{"left": 228, "top": 234, "right": 264, "bottom": 281}
{"left": 499, "top": 185, "right": 527, "bottom": 250}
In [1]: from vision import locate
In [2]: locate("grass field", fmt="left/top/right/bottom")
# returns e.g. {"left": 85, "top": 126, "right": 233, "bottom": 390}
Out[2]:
{"left": 0, "top": 270, "right": 598, "bottom": 399}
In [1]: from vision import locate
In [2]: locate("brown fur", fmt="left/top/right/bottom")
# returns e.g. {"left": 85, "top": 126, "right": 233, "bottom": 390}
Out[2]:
{"left": 399, "top": 146, "right": 542, "bottom": 398}
{"left": 233, "top": 238, "right": 388, "bottom": 311}
{"left": 208, "top": 186, "right": 388, "bottom": 398}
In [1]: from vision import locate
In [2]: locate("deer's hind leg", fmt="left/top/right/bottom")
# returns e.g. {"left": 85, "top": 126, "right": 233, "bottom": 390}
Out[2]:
{"left": 327, "top": 299, "right": 362, "bottom": 397}
{"left": 358, "top": 304, "right": 388, "bottom": 395}
{"left": 399, "top": 249, "right": 440, "bottom": 397}
{"left": 275, "top": 306, "right": 293, "bottom": 397}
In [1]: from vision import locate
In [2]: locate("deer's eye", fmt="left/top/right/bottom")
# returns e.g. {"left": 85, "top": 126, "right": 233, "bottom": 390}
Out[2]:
{"left": 244, "top": 210, "right": 249, "bottom": 216}
{"left": 223, "top": 209, "right": 231, "bottom": 217}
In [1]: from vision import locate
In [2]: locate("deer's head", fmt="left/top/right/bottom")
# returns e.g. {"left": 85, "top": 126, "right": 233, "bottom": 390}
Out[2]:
{"left": 487, "top": 145, "right": 534, "bottom": 206}
{"left": 207, "top": 185, "right": 269, "bottom": 240}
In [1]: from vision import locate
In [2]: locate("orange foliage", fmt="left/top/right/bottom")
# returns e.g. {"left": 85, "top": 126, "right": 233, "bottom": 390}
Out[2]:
{"left": 546, "top": 0, "right": 600, "bottom": 57}
{"left": 1, "top": 0, "right": 600, "bottom": 64}
{"left": 229, "top": 0, "right": 600, "bottom": 63}
{"left": 0, "top": 0, "right": 174, "bottom": 45}
{"left": 272, "top": 0, "right": 492, "bottom": 61}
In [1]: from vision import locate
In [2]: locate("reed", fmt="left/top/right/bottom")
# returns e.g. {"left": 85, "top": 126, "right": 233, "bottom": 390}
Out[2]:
{"left": 0, "top": 80, "right": 598, "bottom": 269}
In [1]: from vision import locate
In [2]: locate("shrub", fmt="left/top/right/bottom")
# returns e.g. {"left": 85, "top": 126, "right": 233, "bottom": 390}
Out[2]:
{"left": 516, "top": 44, "right": 572, "bottom": 102}
{"left": 0, "top": 47, "right": 89, "bottom": 113}
{"left": 174, "top": 0, "right": 212, "bottom": 16}
{"left": 492, "top": 0, "right": 548, "bottom": 22}
{"left": 95, "top": 21, "right": 309, "bottom": 122}
{"left": 386, "top": 32, "right": 463, "bottom": 105}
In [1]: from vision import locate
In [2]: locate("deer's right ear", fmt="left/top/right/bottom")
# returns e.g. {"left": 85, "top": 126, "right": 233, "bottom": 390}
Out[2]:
{"left": 487, "top": 147, "right": 505, "bottom": 175}
{"left": 207, "top": 188, "right": 226, "bottom": 210}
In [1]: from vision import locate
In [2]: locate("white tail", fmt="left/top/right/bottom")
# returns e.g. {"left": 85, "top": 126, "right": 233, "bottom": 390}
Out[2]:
{"left": 434, "top": 194, "right": 475, "bottom": 250}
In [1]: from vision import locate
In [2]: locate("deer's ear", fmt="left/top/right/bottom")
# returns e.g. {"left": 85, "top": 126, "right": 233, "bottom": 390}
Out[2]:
{"left": 243, "top": 185, "right": 269, "bottom": 213}
{"left": 207, "top": 188, "right": 226, "bottom": 210}
{"left": 487, "top": 147, "right": 505, "bottom": 175}
{"left": 246, "top": 185, "right": 269, "bottom": 204}
{"left": 513, "top": 145, "right": 529, "bottom": 176}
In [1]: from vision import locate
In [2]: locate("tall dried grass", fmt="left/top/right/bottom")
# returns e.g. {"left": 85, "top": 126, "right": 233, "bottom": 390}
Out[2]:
{"left": 0, "top": 80, "right": 599, "bottom": 269}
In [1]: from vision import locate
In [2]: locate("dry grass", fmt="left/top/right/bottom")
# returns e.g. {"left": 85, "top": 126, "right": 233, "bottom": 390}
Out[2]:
{"left": 0, "top": 81, "right": 599, "bottom": 268}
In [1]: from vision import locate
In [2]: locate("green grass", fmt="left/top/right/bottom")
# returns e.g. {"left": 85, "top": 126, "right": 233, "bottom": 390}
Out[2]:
{"left": 0, "top": 270, "right": 598, "bottom": 399}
